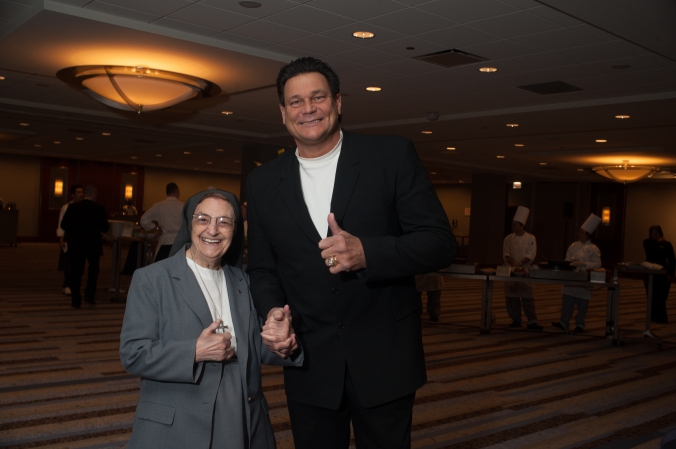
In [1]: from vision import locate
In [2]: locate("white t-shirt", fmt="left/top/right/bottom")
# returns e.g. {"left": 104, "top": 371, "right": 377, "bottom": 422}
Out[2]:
{"left": 186, "top": 257, "right": 237, "bottom": 353}
{"left": 140, "top": 196, "right": 184, "bottom": 247}
{"left": 296, "top": 132, "right": 343, "bottom": 238}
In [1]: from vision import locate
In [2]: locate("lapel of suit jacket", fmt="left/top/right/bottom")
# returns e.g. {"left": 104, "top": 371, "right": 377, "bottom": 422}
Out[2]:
{"left": 278, "top": 150, "right": 323, "bottom": 243}
{"left": 329, "top": 131, "right": 361, "bottom": 234}
{"left": 223, "top": 266, "right": 249, "bottom": 368}
{"left": 171, "top": 246, "right": 214, "bottom": 329}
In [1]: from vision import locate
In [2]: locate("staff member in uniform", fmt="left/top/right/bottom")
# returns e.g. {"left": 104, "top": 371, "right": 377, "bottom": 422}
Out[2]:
{"left": 552, "top": 214, "right": 602, "bottom": 332}
{"left": 643, "top": 225, "right": 675, "bottom": 323}
{"left": 503, "top": 206, "right": 543, "bottom": 330}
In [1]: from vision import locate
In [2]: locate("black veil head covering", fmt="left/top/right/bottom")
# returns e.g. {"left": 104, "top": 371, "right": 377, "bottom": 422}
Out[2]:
{"left": 169, "top": 189, "right": 244, "bottom": 269}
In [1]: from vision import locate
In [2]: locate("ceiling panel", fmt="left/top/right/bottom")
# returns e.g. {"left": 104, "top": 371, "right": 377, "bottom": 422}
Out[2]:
{"left": 165, "top": 4, "right": 256, "bottom": 31}
{"left": 265, "top": 5, "right": 353, "bottom": 33}
{"left": 416, "top": 0, "right": 518, "bottom": 24}
{"left": 93, "top": 0, "right": 197, "bottom": 16}
{"left": 226, "top": 19, "right": 311, "bottom": 44}
{"left": 365, "top": 7, "right": 456, "bottom": 36}
{"left": 416, "top": 25, "right": 502, "bottom": 49}
{"left": 511, "top": 28, "right": 599, "bottom": 52}
{"left": 307, "top": 0, "right": 407, "bottom": 21}
{"left": 468, "top": 10, "right": 563, "bottom": 39}
{"left": 281, "top": 34, "right": 361, "bottom": 56}
{"left": 199, "top": 0, "right": 298, "bottom": 19}
{"left": 85, "top": 2, "right": 158, "bottom": 22}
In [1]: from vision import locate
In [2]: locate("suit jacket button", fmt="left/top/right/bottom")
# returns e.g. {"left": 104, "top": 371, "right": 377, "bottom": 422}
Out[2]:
{"left": 248, "top": 397, "right": 253, "bottom": 402}
{"left": 338, "top": 323, "right": 345, "bottom": 329}
{"left": 331, "top": 288, "right": 338, "bottom": 294}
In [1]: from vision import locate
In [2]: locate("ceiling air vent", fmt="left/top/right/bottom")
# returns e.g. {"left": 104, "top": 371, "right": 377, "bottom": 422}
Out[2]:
{"left": 518, "top": 81, "right": 583, "bottom": 95}
{"left": 413, "top": 48, "right": 488, "bottom": 68}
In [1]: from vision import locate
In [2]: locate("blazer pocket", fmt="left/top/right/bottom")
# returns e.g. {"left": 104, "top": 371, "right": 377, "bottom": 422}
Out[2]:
{"left": 135, "top": 401, "right": 176, "bottom": 425}
{"left": 390, "top": 289, "right": 420, "bottom": 320}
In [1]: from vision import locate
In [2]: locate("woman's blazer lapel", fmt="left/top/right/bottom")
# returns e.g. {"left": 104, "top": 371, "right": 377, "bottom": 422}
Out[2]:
{"left": 223, "top": 265, "right": 250, "bottom": 369}
{"left": 170, "top": 247, "right": 214, "bottom": 329}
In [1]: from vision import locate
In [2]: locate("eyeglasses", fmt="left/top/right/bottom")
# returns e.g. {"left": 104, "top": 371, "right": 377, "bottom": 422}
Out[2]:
{"left": 192, "top": 214, "right": 236, "bottom": 229}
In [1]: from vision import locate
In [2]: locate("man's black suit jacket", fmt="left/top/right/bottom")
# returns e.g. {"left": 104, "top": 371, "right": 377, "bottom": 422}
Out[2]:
{"left": 246, "top": 131, "right": 456, "bottom": 409}
{"left": 60, "top": 199, "right": 110, "bottom": 256}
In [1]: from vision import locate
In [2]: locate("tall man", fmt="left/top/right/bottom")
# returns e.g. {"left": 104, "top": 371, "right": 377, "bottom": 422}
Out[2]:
{"left": 140, "top": 182, "right": 183, "bottom": 262}
{"left": 56, "top": 184, "right": 84, "bottom": 295}
{"left": 246, "top": 57, "right": 456, "bottom": 449}
{"left": 60, "top": 185, "right": 109, "bottom": 308}
{"left": 503, "top": 206, "right": 543, "bottom": 330}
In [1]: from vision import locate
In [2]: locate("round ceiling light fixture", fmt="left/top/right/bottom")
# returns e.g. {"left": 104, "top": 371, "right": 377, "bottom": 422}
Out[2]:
{"left": 479, "top": 67, "right": 497, "bottom": 73}
{"left": 366, "top": 86, "right": 381, "bottom": 92}
{"left": 592, "top": 160, "right": 659, "bottom": 183}
{"left": 57, "top": 65, "right": 221, "bottom": 114}
{"left": 353, "top": 31, "right": 375, "bottom": 39}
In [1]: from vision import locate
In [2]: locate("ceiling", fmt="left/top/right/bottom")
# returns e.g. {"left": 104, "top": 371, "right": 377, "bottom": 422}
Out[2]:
{"left": 1, "top": 0, "right": 675, "bottom": 184}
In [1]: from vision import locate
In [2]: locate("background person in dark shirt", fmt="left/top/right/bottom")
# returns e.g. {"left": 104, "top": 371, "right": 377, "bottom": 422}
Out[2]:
{"left": 643, "top": 225, "right": 675, "bottom": 323}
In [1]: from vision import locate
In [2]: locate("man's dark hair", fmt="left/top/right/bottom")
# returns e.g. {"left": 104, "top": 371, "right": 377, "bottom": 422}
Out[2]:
{"left": 276, "top": 57, "right": 340, "bottom": 106}
{"left": 70, "top": 184, "right": 83, "bottom": 196}
{"left": 166, "top": 182, "right": 179, "bottom": 196}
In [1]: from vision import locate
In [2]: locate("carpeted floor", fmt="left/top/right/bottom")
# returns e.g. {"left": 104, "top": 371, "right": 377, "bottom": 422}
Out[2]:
{"left": 1, "top": 243, "right": 675, "bottom": 448}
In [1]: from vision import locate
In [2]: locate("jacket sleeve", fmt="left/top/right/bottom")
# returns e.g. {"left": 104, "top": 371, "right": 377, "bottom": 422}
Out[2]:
{"left": 246, "top": 173, "right": 288, "bottom": 317}
{"left": 358, "top": 141, "right": 456, "bottom": 282}
{"left": 119, "top": 270, "right": 203, "bottom": 383}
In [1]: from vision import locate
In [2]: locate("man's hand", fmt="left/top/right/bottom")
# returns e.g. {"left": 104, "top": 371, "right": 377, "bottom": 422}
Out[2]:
{"left": 195, "top": 320, "right": 234, "bottom": 363}
{"left": 505, "top": 256, "right": 517, "bottom": 267}
{"left": 59, "top": 238, "right": 66, "bottom": 252}
{"left": 261, "top": 305, "right": 297, "bottom": 358}
{"left": 319, "top": 213, "right": 366, "bottom": 274}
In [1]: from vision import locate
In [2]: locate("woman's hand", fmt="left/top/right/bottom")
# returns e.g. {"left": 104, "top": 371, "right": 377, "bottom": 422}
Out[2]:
{"left": 261, "top": 305, "right": 298, "bottom": 358}
{"left": 195, "top": 320, "right": 234, "bottom": 363}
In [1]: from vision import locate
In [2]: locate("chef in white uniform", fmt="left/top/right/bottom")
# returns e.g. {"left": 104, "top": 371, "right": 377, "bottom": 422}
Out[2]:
{"left": 552, "top": 213, "right": 602, "bottom": 332}
{"left": 503, "top": 206, "right": 543, "bottom": 330}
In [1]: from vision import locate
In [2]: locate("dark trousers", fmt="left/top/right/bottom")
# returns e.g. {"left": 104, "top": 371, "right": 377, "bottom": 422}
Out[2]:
{"left": 69, "top": 253, "right": 101, "bottom": 306}
{"left": 418, "top": 290, "right": 441, "bottom": 318}
{"left": 644, "top": 274, "right": 671, "bottom": 323}
{"left": 58, "top": 250, "right": 72, "bottom": 288}
{"left": 287, "top": 367, "right": 415, "bottom": 449}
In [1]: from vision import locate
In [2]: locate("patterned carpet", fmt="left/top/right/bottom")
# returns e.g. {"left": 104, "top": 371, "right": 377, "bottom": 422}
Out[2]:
{"left": 1, "top": 243, "right": 675, "bottom": 449}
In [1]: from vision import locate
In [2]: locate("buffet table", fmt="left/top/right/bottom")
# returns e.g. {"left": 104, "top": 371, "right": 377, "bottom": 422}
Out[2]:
{"left": 437, "top": 271, "right": 490, "bottom": 332}
{"left": 106, "top": 234, "right": 157, "bottom": 301}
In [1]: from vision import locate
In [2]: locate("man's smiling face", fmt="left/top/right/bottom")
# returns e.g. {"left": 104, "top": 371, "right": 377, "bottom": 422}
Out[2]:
{"left": 279, "top": 71, "right": 341, "bottom": 158}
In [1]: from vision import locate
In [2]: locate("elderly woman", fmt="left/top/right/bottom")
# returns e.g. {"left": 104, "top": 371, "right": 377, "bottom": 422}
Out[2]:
{"left": 643, "top": 225, "right": 675, "bottom": 324}
{"left": 120, "top": 190, "right": 301, "bottom": 449}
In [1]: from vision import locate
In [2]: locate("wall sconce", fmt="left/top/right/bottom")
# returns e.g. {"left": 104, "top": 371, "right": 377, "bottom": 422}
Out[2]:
{"left": 54, "top": 180, "right": 64, "bottom": 197}
{"left": 602, "top": 207, "right": 611, "bottom": 225}
{"left": 124, "top": 184, "right": 133, "bottom": 200}
{"left": 513, "top": 182, "right": 522, "bottom": 189}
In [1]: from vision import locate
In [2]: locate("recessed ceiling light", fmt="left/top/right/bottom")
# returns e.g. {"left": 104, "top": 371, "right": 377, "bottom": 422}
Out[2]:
{"left": 596, "top": 139, "right": 607, "bottom": 143}
{"left": 221, "top": 111, "right": 234, "bottom": 115}
{"left": 615, "top": 115, "right": 630, "bottom": 119}
{"left": 497, "top": 155, "right": 505, "bottom": 159}
{"left": 183, "top": 151, "right": 191, "bottom": 154}
{"left": 19, "top": 123, "right": 29, "bottom": 126}
{"left": 0, "top": 76, "right": 5, "bottom": 80}
{"left": 479, "top": 67, "right": 497, "bottom": 73}
{"left": 207, "top": 161, "right": 212, "bottom": 165}
{"left": 76, "top": 137, "right": 84, "bottom": 140}
{"left": 431, "top": 172, "right": 437, "bottom": 175}
{"left": 446, "top": 147, "right": 456, "bottom": 150}
{"left": 421, "top": 131, "right": 432, "bottom": 134}
{"left": 102, "top": 132, "right": 111, "bottom": 136}
{"left": 131, "top": 156, "right": 137, "bottom": 159}
{"left": 352, "top": 31, "right": 375, "bottom": 39}
{"left": 366, "top": 86, "right": 381, "bottom": 92}
{"left": 539, "top": 162, "right": 547, "bottom": 165}
{"left": 156, "top": 154, "right": 162, "bottom": 157}
{"left": 54, "top": 141, "right": 61, "bottom": 144}
{"left": 459, "top": 180, "right": 464, "bottom": 183}
{"left": 506, "top": 123, "right": 519, "bottom": 128}
{"left": 34, "top": 144, "right": 41, "bottom": 148}
{"left": 577, "top": 168, "right": 584, "bottom": 171}
{"left": 234, "top": 159, "right": 240, "bottom": 163}
{"left": 514, "top": 143, "right": 524, "bottom": 147}
{"left": 239, "top": 1, "right": 261, "bottom": 8}
{"left": 216, "top": 148, "right": 224, "bottom": 152}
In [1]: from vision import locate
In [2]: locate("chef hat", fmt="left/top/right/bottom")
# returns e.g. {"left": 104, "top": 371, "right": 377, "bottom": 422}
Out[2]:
{"left": 581, "top": 213, "right": 601, "bottom": 234}
{"left": 513, "top": 206, "right": 530, "bottom": 225}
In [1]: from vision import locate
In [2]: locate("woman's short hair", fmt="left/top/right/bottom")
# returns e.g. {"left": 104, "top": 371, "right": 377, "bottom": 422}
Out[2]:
{"left": 649, "top": 225, "right": 663, "bottom": 238}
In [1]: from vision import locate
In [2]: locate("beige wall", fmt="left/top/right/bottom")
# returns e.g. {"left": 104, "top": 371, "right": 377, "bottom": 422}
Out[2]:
{"left": 143, "top": 167, "right": 241, "bottom": 211}
{"left": 434, "top": 184, "right": 472, "bottom": 238}
{"left": 624, "top": 182, "right": 676, "bottom": 263}
{"left": 0, "top": 153, "right": 41, "bottom": 237}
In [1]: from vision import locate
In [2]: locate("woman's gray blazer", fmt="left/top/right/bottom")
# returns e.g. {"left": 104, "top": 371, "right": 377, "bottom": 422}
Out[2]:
{"left": 120, "top": 246, "right": 302, "bottom": 449}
